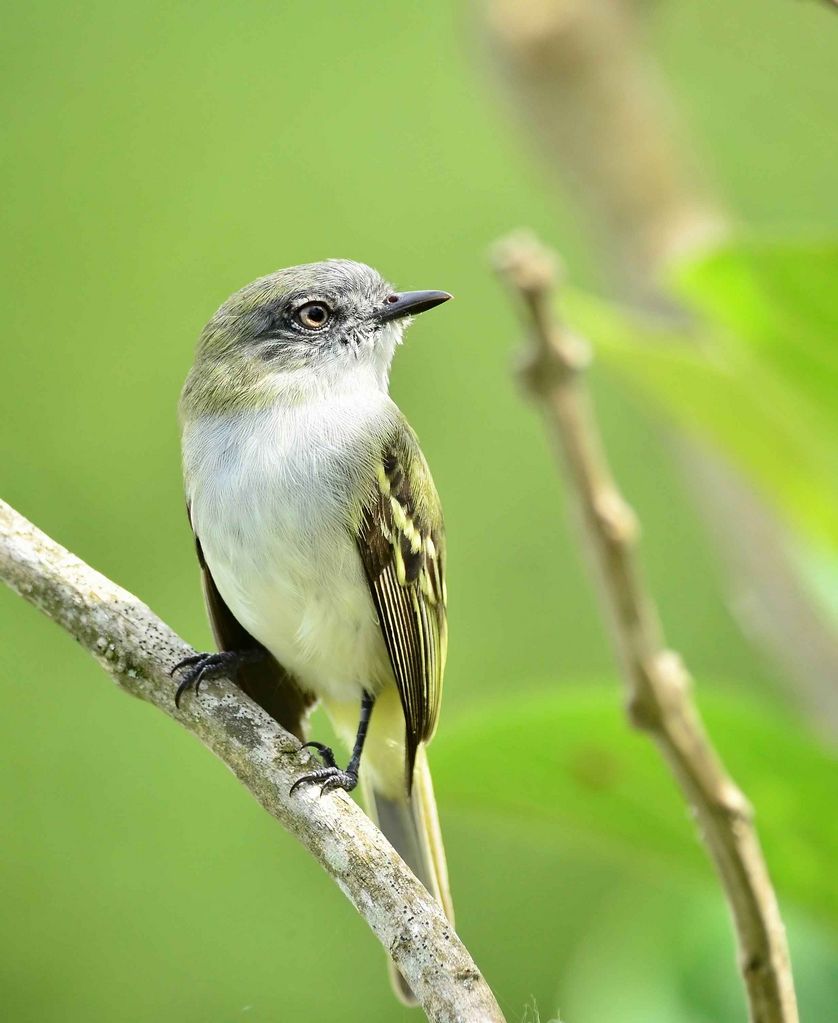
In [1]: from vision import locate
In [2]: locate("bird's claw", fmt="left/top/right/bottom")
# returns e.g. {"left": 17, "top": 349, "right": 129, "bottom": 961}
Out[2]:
{"left": 169, "top": 653, "right": 204, "bottom": 675}
{"left": 170, "top": 650, "right": 251, "bottom": 707}
{"left": 290, "top": 765, "right": 359, "bottom": 797}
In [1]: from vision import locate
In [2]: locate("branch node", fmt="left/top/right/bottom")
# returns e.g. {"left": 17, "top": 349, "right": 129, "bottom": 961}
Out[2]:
{"left": 515, "top": 341, "right": 561, "bottom": 392}
{"left": 491, "top": 230, "right": 561, "bottom": 297}
{"left": 557, "top": 329, "right": 592, "bottom": 372}
{"left": 494, "top": 231, "right": 593, "bottom": 402}
{"left": 714, "top": 781, "right": 753, "bottom": 824}
{"left": 650, "top": 649, "right": 691, "bottom": 694}
{"left": 592, "top": 489, "right": 638, "bottom": 545}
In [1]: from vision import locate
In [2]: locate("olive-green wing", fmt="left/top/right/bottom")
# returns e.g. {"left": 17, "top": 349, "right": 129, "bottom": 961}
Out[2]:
{"left": 356, "top": 429, "right": 447, "bottom": 786}
{"left": 188, "top": 506, "right": 315, "bottom": 740}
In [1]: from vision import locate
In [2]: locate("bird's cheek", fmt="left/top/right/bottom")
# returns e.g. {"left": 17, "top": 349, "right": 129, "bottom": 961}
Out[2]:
{"left": 348, "top": 328, "right": 373, "bottom": 353}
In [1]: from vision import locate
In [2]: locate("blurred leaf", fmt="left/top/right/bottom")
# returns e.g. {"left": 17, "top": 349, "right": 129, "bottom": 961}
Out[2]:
{"left": 564, "top": 240, "right": 838, "bottom": 552}
{"left": 434, "top": 687, "right": 837, "bottom": 923}
{"left": 560, "top": 882, "right": 743, "bottom": 1023}
{"left": 558, "top": 877, "right": 837, "bottom": 1023}
{"left": 675, "top": 239, "right": 838, "bottom": 420}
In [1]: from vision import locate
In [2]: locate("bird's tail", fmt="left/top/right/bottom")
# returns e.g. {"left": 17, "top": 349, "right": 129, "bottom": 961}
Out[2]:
{"left": 362, "top": 746, "right": 454, "bottom": 1005}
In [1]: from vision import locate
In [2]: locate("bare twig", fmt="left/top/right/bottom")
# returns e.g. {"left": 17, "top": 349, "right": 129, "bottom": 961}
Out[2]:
{"left": 483, "top": 0, "right": 838, "bottom": 734}
{"left": 492, "top": 232, "right": 798, "bottom": 1023}
{"left": 0, "top": 498, "right": 505, "bottom": 1023}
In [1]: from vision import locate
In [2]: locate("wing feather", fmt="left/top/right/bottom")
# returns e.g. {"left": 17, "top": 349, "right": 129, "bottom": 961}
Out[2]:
{"left": 356, "top": 427, "right": 447, "bottom": 786}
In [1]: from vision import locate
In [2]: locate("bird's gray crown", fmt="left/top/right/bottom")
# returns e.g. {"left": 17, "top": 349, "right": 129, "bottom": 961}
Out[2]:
{"left": 201, "top": 259, "right": 393, "bottom": 357}
{"left": 196, "top": 258, "right": 449, "bottom": 367}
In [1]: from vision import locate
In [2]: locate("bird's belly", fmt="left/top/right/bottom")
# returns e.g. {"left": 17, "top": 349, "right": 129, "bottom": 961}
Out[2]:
{"left": 220, "top": 551, "right": 386, "bottom": 701}
{"left": 184, "top": 401, "right": 397, "bottom": 703}
{"left": 196, "top": 487, "right": 390, "bottom": 703}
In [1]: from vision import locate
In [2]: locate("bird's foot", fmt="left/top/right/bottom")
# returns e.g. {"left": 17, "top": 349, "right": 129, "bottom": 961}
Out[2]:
{"left": 170, "top": 649, "right": 263, "bottom": 707}
{"left": 291, "top": 741, "right": 359, "bottom": 796}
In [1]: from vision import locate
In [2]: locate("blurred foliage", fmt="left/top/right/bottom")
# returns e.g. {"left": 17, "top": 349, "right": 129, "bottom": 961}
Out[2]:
{"left": 570, "top": 240, "right": 838, "bottom": 554}
{"left": 1, "top": 1, "right": 836, "bottom": 1022}
{"left": 436, "top": 687, "right": 838, "bottom": 923}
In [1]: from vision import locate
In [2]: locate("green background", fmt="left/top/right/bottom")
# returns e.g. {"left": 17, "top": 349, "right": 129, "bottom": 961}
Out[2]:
{"left": 1, "top": 2, "right": 835, "bottom": 1021}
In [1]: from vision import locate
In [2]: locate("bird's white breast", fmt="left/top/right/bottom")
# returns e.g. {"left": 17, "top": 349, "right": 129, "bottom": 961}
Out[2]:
{"left": 182, "top": 389, "right": 394, "bottom": 702}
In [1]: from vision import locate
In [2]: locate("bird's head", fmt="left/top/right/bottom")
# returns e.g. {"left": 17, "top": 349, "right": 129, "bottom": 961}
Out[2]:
{"left": 183, "top": 260, "right": 451, "bottom": 415}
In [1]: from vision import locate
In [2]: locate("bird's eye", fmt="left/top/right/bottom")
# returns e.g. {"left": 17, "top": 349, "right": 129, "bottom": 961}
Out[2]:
{"left": 295, "top": 302, "right": 332, "bottom": 330}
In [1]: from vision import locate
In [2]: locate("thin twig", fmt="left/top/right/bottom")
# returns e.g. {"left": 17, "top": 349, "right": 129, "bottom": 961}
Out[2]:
{"left": 0, "top": 498, "right": 505, "bottom": 1023}
{"left": 483, "top": 0, "right": 838, "bottom": 736}
{"left": 492, "top": 232, "right": 799, "bottom": 1023}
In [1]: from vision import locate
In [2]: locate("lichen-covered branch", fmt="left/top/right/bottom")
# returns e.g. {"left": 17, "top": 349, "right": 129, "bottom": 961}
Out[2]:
{"left": 0, "top": 497, "right": 505, "bottom": 1023}
{"left": 492, "top": 233, "right": 798, "bottom": 1023}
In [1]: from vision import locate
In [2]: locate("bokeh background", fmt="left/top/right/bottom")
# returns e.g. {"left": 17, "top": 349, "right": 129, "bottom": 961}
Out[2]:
{"left": 1, "top": 2, "right": 836, "bottom": 1021}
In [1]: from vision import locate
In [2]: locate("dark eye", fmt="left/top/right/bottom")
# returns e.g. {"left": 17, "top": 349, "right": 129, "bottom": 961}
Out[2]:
{"left": 296, "top": 301, "right": 332, "bottom": 330}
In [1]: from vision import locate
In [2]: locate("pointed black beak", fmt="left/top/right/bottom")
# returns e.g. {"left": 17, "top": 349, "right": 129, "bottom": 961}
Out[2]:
{"left": 377, "top": 290, "right": 452, "bottom": 323}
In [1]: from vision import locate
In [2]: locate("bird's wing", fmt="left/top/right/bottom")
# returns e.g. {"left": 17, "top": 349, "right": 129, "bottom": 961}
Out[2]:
{"left": 188, "top": 507, "right": 315, "bottom": 740}
{"left": 356, "top": 424, "right": 447, "bottom": 786}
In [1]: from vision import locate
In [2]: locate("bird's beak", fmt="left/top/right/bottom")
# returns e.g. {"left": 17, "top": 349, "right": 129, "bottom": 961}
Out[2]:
{"left": 377, "top": 290, "right": 452, "bottom": 323}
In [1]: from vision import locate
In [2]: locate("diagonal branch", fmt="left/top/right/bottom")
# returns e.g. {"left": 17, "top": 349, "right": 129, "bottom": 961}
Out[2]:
{"left": 0, "top": 497, "right": 505, "bottom": 1023}
{"left": 492, "top": 232, "right": 798, "bottom": 1023}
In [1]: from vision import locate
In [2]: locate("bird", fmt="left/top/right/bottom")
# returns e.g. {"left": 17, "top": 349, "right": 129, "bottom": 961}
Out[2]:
{"left": 172, "top": 259, "right": 453, "bottom": 1002}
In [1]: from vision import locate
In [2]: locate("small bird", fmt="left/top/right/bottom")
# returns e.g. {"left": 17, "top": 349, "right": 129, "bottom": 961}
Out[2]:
{"left": 173, "top": 260, "right": 453, "bottom": 1002}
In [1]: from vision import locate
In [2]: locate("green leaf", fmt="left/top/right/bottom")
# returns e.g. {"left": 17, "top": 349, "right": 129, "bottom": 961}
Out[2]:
{"left": 433, "top": 687, "right": 838, "bottom": 923}
{"left": 675, "top": 239, "right": 838, "bottom": 422}
{"left": 563, "top": 239, "right": 838, "bottom": 552}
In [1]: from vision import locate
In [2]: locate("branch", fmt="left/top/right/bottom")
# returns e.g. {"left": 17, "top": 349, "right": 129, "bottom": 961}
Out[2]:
{"left": 0, "top": 498, "right": 505, "bottom": 1023}
{"left": 483, "top": 0, "right": 838, "bottom": 735}
{"left": 492, "top": 233, "right": 799, "bottom": 1023}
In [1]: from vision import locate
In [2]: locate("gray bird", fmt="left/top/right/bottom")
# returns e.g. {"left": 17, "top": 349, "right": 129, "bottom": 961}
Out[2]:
{"left": 173, "top": 260, "right": 453, "bottom": 1002}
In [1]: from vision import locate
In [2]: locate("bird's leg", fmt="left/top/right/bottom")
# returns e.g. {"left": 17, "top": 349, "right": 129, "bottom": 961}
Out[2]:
{"left": 170, "top": 648, "right": 266, "bottom": 707}
{"left": 292, "top": 691, "right": 375, "bottom": 796}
